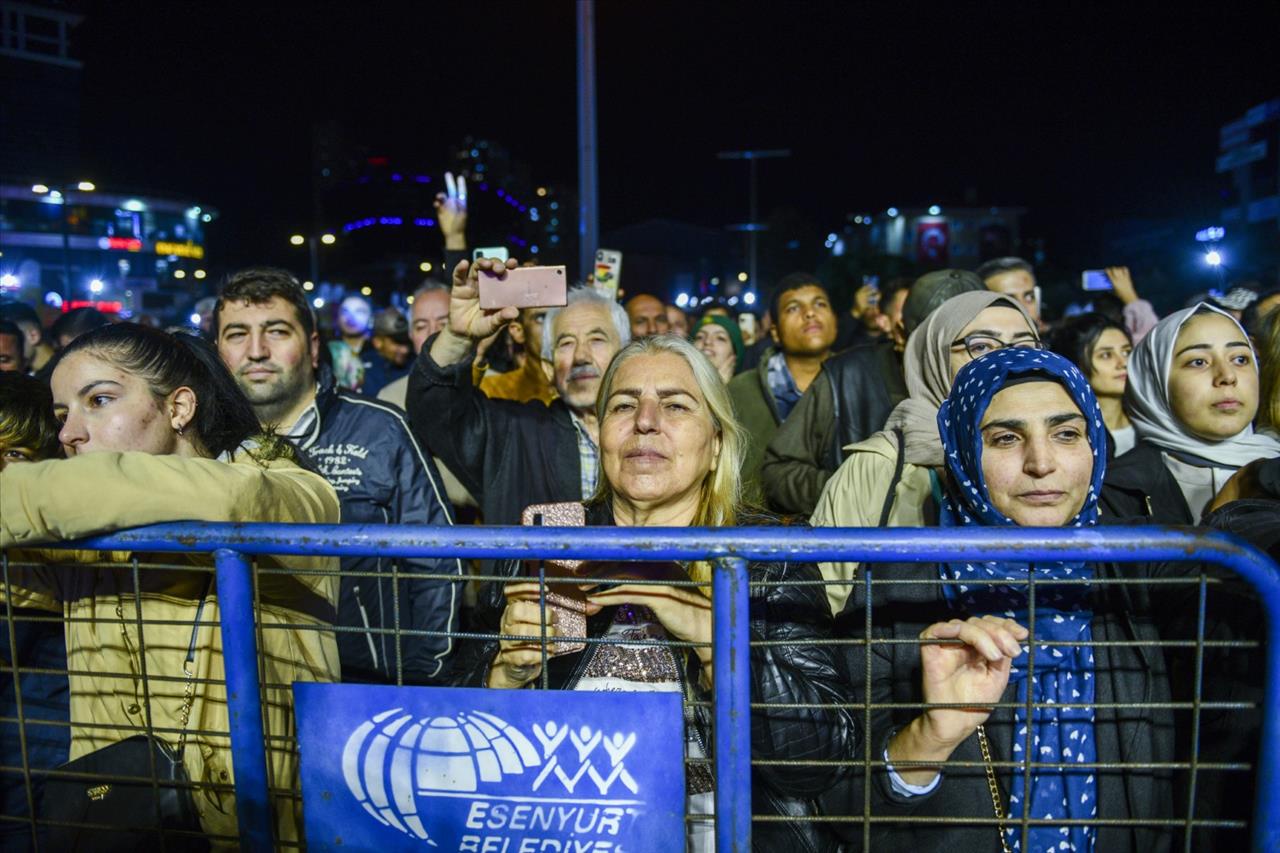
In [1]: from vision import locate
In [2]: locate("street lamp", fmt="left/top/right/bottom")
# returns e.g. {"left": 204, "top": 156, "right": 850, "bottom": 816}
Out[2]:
{"left": 32, "top": 180, "right": 97, "bottom": 300}
{"left": 288, "top": 232, "right": 336, "bottom": 286}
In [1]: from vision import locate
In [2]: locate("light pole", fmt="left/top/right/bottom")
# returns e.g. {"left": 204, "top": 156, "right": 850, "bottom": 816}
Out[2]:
{"left": 576, "top": 0, "right": 599, "bottom": 282}
{"left": 289, "top": 232, "right": 336, "bottom": 286}
{"left": 32, "top": 180, "right": 96, "bottom": 301}
{"left": 716, "top": 150, "right": 790, "bottom": 293}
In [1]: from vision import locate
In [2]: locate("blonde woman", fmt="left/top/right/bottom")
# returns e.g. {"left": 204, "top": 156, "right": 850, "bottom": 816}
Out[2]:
{"left": 451, "top": 335, "right": 855, "bottom": 852}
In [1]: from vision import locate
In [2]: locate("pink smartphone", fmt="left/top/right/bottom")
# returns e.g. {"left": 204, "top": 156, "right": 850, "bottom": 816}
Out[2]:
{"left": 478, "top": 265, "right": 568, "bottom": 310}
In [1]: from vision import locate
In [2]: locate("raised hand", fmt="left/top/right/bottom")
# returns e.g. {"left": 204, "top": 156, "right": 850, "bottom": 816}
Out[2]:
{"left": 447, "top": 257, "right": 521, "bottom": 341}
{"left": 1105, "top": 266, "right": 1138, "bottom": 304}
{"left": 435, "top": 171, "right": 468, "bottom": 250}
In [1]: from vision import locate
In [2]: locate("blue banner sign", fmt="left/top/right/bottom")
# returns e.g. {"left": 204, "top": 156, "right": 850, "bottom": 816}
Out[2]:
{"left": 295, "top": 683, "right": 686, "bottom": 851}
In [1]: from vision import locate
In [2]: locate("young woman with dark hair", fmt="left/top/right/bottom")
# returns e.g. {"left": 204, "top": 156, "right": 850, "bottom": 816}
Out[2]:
{"left": 1049, "top": 312, "right": 1135, "bottom": 454}
{"left": 0, "top": 323, "right": 340, "bottom": 846}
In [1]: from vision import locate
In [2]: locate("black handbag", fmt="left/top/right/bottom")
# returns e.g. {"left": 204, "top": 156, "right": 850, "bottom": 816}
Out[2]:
{"left": 41, "top": 591, "right": 212, "bottom": 852}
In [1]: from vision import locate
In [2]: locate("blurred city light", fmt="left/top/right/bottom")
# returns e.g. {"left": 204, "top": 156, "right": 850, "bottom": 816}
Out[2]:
{"left": 313, "top": 297, "right": 325, "bottom": 308}
{"left": 88, "top": 279, "right": 105, "bottom": 294}
{"left": 0, "top": 273, "right": 18, "bottom": 289}
{"left": 536, "top": 187, "right": 548, "bottom": 197}
{"left": 189, "top": 313, "right": 202, "bottom": 325}
{"left": 321, "top": 233, "right": 336, "bottom": 245}
{"left": 1205, "top": 250, "right": 1223, "bottom": 267}
{"left": 121, "top": 199, "right": 146, "bottom": 212}
{"left": 360, "top": 286, "right": 372, "bottom": 296}
{"left": 743, "top": 292, "right": 757, "bottom": 306}
{"left": 887, "top": 207, "right": 899, "bottom": 217}
{"left": 173, "top": 270, "right": 187, "bottom": 279}
{"left": 419, "top": 261, "right": 433, "bottom": 272}
{"left": 77, "top": 181, "right": 96, "bottom": 192}
{"left": 928, "top": 205, "right": 942, "bottom": 215}
{"left": 303, "top": 281, "right": 314, "bottom": 291}
{"left": 1195, "top": 226, "right": 1226, "bottom": 243}
{"left": 737, "top": 272, "right": 748, "bottom": 282}
{"left": 406, "top": 295, "right": 415, "bottom": 304}
{"left": 31, "top": 184, "right": 49, "bottom": 194}
{"left": 675, "top": 293, "right": 690, "bottom": 308}
{"left": 290, "top": 235, "right": 306, "bottom": 246}
{"left": 194, "top": 269, "right": 207, "bottom": 279}
{"left": 727, "top": 296, "right": 739, "bottom": 306}
{"left": 44, "top": 292, "right": 63, "bottom": 309}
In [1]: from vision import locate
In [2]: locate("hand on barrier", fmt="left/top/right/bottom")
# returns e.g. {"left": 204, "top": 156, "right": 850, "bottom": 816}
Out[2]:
{"left": 887, "top": 615, "right": 1028, "bottom": 786}
{"left": 488, "top": 583, "right": 562, "bottom": 689}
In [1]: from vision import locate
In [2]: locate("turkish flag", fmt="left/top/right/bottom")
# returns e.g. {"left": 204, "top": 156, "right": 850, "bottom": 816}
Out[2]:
{"left": 916, "top": 220, "right": 950, "bottom": 265}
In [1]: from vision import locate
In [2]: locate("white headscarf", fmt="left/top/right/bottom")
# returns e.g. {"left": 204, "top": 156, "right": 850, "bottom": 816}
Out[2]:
{"left": 883, "top": 291, "right": 1037, "bottom": 466}
{"left": 1125, "top": 302, "right": 1280, "bottom": 468}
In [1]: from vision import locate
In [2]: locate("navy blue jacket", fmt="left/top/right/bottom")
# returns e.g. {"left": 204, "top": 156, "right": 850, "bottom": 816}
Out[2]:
{"left": 287, "top": 369, "right": 462, "bottom": 683}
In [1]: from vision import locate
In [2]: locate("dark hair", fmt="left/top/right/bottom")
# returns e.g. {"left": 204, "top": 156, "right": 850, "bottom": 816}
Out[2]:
{"left": 1048, "top": 312, "right": 1130, "bottom": 379}
{"left": 0, "top": 300, "right": 42, "bottom": 332}
{"left": 879, "top": 276, "right": 912, "bottom": 309}
{"left": 0, "top": 319, "right": 23, "bottom": 351}
{"left": 975, "top": 256, "right": 1034, "bottom": 282}
{"left": 57, "top": 323, "right": 265, "bottom": 458}
{"left": 215, "top": 267, "right": 316, "bottom": 340}
{"left": 50, "top": 307, "right": 110, "bottom": 346}
{"left": 769, "top": 272, "right": 828, "bottom": 323}
{"left": 0, "top": 372, "right": 61, "bottom": 460}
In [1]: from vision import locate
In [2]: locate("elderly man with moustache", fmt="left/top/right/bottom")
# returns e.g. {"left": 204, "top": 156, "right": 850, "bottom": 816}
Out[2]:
{"left": 406, "top": 257, "right": 631, "bottom": 526}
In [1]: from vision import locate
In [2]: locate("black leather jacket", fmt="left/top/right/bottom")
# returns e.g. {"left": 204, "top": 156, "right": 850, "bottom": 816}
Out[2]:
{"left": 448, "top": 506, "right": 857, "bottom": 852}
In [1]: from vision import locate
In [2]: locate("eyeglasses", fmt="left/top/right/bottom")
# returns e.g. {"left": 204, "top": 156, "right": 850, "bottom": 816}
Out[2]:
{"left": 949, "top": 334, "right": 1045, "bottom": 360}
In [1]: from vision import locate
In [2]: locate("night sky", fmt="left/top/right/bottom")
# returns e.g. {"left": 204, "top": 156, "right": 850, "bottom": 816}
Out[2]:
{"left": 74, "top": 2, "right": 1280, "bottom": 275}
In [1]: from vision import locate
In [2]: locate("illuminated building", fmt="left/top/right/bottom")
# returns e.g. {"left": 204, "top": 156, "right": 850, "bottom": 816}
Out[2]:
{"left": 0, "top": 182, "right": 217, "bottom": 315}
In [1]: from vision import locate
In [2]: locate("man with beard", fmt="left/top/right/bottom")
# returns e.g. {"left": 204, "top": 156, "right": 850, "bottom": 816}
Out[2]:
{"left": 215, "top": 267, "right": 462, "bottom": 684}
{"left": 406, "top": 257, "right": 631, "bottom": 526}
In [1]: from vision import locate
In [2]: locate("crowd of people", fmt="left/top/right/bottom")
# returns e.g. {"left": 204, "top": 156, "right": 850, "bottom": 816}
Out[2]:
{"left": 1, "top": 196, "right": 1279, "bottom": 851}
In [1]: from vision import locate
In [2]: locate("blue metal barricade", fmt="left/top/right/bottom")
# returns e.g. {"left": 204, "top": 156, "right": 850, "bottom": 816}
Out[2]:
{"left": 9, "top": 523, "right": 1280, "bottom": 851}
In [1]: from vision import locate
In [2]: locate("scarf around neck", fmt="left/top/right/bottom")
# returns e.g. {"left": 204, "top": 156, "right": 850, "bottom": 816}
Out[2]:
{"left": 937, "top": 347, "right": 1108, "bottom": 853}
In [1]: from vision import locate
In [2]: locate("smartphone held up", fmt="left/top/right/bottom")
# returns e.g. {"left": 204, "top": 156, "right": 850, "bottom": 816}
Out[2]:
{"left": 477, "top": 264, "right": 568, "bottom": 310}
{"left": 1082, "top": 269, "right": 1114, "bottom": 291}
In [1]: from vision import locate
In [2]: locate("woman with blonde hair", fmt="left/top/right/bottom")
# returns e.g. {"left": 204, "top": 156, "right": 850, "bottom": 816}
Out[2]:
{"left": 452, "top": 334, "right": 855, "bottom": 852}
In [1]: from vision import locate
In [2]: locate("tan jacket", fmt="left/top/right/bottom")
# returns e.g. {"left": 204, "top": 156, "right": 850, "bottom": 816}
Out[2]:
{"left": 478, "top": 355, "right": 557, "bottom": 406}
{"left": 0, "top": 450, "right": 342, "bottom": 847}
{"left": 809, "top": 431, "right": 934, "bottom": 615}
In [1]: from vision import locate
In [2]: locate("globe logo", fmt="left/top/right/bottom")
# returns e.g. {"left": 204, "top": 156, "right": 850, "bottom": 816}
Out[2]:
{"left": 341, "top": 707, "right": 543, "bottom": 844}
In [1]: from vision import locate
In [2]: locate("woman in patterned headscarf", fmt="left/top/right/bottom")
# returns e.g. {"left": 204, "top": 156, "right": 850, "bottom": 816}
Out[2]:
{"left": 819, "top": 347, "right": 1240, "bottom": 853}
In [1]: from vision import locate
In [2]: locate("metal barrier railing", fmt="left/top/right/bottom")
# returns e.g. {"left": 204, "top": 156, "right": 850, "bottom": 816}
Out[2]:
{"left": 4, "top": 524, "right": 1279, "bottom": 851}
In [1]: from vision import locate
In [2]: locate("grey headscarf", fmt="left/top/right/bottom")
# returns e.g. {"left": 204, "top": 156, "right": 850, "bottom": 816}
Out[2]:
{"left": 1126, "top": 303, "right": 1280, "bottom": 467}
{"left": 883, "top": 291, "right": 1037, "bottom": 466}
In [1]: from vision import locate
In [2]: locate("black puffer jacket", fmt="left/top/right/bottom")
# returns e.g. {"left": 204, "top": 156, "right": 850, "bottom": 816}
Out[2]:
{"left": 449, "top": 505, "right": 857, "bottom": 853}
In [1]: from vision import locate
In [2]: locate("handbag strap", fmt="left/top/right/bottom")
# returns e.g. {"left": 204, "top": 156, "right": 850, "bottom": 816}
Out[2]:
{"left": 175, "top": 577, "right": 213, "bottom": 756}
{"left": 877, "top": 428, "right": 907, "bottom": 528}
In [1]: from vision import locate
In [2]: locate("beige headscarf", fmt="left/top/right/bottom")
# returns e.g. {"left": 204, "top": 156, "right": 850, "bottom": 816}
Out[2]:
{"left": 883, "top": 291, "right": 1037, "bottom": 466}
